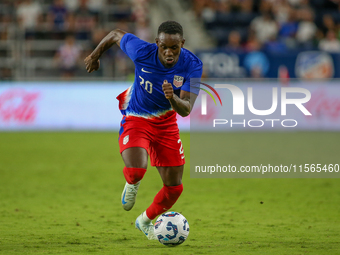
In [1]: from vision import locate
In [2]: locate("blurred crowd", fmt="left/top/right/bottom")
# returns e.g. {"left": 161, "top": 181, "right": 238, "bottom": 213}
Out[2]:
{"left": 193, "top": 0, "right": 340, "bottom": 53}
{"left": 0, "top": 0, "right": 151, "bottom": 80}
{"left": 0, "top": 0, "right": 150, "bottom": 40}
{"left": 1, "top": 0, "right": 340, "bottom": 80}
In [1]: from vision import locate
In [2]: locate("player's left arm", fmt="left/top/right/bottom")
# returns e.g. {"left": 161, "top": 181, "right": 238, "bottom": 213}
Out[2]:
{"left": 162, "top": 80, "right": 197, "bottom": 117}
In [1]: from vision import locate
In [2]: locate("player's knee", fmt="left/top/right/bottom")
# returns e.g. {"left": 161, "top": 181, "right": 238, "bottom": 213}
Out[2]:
{"left": 123, "top": 167, "right": 147, "bottom": 184}
{"left": 121, "top": 147, "right": 148, "bottom": 169}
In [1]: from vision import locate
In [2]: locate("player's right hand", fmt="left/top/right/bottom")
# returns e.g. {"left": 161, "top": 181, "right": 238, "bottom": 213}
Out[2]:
{"left": 162, "top": 80, "right": 174, "bottom": 100}
{"left": 84, "top": 55, "right": 100, "bottom": 73}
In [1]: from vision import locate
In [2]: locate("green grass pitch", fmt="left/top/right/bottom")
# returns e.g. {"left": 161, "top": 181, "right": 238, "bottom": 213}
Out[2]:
{"left": 0, "top": 132, "right": 339, "bottom": 255}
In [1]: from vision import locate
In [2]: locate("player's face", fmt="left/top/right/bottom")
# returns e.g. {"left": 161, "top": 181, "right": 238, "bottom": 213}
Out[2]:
{"left": 156, "top": 33, "right": 185, "bottom": 68}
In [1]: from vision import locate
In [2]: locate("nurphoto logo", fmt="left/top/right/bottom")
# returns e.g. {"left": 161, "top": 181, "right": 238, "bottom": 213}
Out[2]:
{"left": 199, "top": 84, "right": 312, "bottom": 128}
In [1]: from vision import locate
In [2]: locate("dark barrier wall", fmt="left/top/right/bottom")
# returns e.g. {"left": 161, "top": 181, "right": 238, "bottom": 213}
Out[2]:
{"left": 196, "top": 50, "right": 340, "bottom": 79}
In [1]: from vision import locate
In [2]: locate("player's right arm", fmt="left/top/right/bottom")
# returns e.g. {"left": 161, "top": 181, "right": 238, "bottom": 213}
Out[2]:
{"left": 84, "top": 29, "right": 127, "bottom": 73}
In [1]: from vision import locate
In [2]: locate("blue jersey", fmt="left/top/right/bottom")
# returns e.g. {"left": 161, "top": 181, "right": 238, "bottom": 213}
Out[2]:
{"left": 117, "top": 33, "right": 202, "bottom": 119}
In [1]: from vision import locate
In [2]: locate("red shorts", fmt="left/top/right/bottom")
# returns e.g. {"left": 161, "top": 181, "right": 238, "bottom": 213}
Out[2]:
{"left": 118, "top": 112, "right": 185, "bottom": 167}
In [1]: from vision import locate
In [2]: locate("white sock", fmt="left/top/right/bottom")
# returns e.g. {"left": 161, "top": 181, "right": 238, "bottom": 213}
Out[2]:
{"left": 142, "top": 211, "right": 151, "bottom": 223}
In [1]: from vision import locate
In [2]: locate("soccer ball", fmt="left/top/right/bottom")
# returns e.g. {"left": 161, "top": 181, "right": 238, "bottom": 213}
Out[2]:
{"left": 154, "top": 212, "right": 189, "bottom": 246}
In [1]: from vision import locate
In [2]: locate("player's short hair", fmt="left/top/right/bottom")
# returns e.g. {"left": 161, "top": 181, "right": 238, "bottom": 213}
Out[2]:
{"left": 157, "top": 21, "right": 183, "bottom": 37}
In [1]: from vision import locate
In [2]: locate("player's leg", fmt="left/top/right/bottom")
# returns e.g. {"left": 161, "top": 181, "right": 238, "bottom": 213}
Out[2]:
{"left": 120, "top": 147, "right": 148, "bottom": 211}
{"left": 136, "top": 127, "right": 185, "bottom": 240}
{"left": 135, "top": 165, "right": 184, "bottom": 241}
{"left": 145, "top": 120, "right": 184, "bottom": 219}
{"left": 135, "top": 114, "right": 184, "bottom": 240}
{"left": 121, "top": 147, "right": 148, "bottom": 180}
{"left": 146, "top": 165, "right": 184, "bottom": 219}
{"left": 119, "top": 116, "right": 151, "bottom": 211}
{"left": 156, "top": 165, "right": 183, "bottom": 186}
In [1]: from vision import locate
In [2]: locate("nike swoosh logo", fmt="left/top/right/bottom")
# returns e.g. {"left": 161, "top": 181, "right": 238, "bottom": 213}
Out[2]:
{"left": 141, "top": 68, "right": 152, "bottom": 73}
{"left": 122, "top": 189, "right": 127, "bottom": 204}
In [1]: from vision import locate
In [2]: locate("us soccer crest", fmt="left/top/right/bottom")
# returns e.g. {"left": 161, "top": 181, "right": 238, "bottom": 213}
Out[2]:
{"left": 173, "top": 75, "right": 184, "bottom": 88}
{"left": 123, "top": 135, "right": 129, "bottom": 145}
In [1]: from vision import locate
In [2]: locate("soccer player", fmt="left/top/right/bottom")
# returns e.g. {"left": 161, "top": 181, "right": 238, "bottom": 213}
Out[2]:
{"left": 84, "top": 21, "right": 202, "bottom": 240}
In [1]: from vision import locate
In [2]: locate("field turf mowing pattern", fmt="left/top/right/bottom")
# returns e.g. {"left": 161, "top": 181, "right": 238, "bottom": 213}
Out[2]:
{"left": 0, "top": 132, "right": 339, "bottom": 255}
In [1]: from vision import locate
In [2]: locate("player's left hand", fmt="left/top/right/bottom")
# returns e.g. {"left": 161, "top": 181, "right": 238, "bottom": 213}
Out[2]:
{"left": 162, "top": 80, "right": 174, "bottom": 99}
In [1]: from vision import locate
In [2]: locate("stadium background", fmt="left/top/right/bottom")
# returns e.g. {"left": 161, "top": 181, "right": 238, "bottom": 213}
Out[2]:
{"left": 1, "top": 0, "right": 340, "bottom": 254}
{"left": 1, "top": 0, "right": 340, "bottom": 130}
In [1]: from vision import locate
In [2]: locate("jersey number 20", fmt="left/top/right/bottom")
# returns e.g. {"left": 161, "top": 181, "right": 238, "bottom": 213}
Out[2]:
{"left": 139, "top": 76, "right": 153, "bottom": 94}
